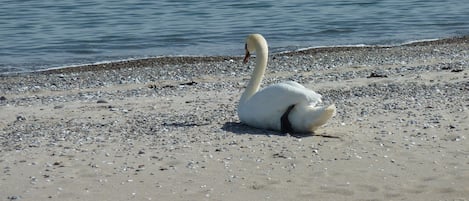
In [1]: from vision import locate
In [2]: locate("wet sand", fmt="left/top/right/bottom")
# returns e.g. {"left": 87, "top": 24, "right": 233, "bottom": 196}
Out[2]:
{"left": 1, "top": 36, "right": 468, "bottom": 201}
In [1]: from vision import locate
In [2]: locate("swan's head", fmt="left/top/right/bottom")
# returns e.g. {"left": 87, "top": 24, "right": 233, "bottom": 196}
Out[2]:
{"left": 243, "top": 34, "right": 267, "bottom": 63}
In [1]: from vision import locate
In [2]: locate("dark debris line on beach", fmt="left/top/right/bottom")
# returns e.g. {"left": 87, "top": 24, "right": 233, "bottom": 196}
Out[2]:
{"left": 11, "top": 35, "right": 463, "bottom": 75}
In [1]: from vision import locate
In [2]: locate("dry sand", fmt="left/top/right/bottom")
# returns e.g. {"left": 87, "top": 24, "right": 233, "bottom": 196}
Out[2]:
{"left": 1, "top": 36, "right": 468, "bottom": 201}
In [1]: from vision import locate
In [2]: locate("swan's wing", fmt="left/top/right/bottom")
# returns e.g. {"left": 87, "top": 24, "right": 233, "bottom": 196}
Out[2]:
{"left": 281, "top": 81, "right": 306, "bottom": 89}
{"left": 274, "top": 82, "right": 322, "bottom": 104}
{"left": 238, "top": 82, "right": 322, "bottom": 130}
{"left": 243, "top": 82, "right": 322, "bottom": 111}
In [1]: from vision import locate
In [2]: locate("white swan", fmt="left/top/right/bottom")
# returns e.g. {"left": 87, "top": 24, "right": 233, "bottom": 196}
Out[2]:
{"left": 237, "top": 34, "right": 336, "bottom": 133}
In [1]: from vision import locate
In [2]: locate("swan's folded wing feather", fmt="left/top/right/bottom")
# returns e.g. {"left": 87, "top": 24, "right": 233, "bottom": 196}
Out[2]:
{"left": 281, "top": 81, "right": 306, "bottom": 89}
{"left": 251, "top": 82, "right": 322, "bottom": 107}
{"left": 238, "top": 82, "right": 323, "bottom": 130}
{"left": 271, "top": 82, "right": 322, "bottom": 103}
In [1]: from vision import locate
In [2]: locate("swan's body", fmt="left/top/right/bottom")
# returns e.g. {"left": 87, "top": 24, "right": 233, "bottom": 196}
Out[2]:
{"left": 237, "top": 34, "right": 336, "bottom": 133}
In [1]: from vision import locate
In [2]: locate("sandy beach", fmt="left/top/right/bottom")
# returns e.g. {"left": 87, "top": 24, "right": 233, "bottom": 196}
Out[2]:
{"left": 1, "top": 36, "right": 468, "bottom": 201}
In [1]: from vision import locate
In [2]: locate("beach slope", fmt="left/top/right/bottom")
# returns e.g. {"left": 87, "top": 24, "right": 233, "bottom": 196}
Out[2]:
{"left": 1, "top": 37, "right": 468, "bottom": 200}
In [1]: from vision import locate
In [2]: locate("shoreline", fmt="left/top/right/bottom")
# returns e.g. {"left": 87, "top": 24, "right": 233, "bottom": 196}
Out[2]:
{"left": 0, "top": 35, "right": 468, "bottom": 200}
{"left": 1, "top": 35, "right": 467, "bottom": 76}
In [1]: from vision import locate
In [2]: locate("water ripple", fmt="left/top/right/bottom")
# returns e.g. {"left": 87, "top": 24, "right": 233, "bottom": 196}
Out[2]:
{"left": 1, "top": 0, "right": 468, "bottom": 73}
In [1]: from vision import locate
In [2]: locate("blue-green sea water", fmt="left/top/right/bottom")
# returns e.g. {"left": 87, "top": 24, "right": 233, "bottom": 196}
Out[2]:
{"left": 1, "top": 0, "right": 468, "bottom": 73}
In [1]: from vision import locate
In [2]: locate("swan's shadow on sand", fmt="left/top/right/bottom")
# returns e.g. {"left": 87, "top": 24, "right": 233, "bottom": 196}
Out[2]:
{"left": 222, "top": 122, "right": 316, "bottom": 138}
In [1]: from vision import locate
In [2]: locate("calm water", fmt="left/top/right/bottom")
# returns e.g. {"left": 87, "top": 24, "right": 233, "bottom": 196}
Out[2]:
{"left": 1, "top": 0, "right": 468, "bottom": 73}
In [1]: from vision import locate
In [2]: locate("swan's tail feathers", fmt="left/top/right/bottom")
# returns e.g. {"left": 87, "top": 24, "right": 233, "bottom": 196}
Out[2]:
{"left": 308, "top": 104, "right": 336, "bottom": 132}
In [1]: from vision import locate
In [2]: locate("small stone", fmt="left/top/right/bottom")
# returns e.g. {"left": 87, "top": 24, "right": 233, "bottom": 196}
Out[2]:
{"left": 451, "top": 69, "right": 463, "bottom": 73}
{"left": 16, "top": 116, "right": 26, "bottom": 121}
{"left": 7, "top": 195, "right": 20, "bottom": 200}
{"left": 97, "top": 99, "right": 108, "bottom": 104}
{"left": 54, "top": 105, "right": 65, "bottom": 109}
{"left": 367, "top": 72, "right": 388, "bottom": 78}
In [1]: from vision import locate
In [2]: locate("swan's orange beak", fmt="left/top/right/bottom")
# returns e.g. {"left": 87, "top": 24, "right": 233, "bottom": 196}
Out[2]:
{"left": 243, "top": 43, "right": 250, "bottom": 64}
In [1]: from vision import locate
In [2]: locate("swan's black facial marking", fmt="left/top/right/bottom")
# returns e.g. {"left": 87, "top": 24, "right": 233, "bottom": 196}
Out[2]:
{"left": 281, "top": 104, "right": 295, "bottom": 134}
{"left": 243, "top": 43, "right": 250, "bottom": 63}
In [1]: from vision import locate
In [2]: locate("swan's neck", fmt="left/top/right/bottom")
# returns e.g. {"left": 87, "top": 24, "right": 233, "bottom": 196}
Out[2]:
{"left": 240, "top": 40, "right": 268, "bottom": 104}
